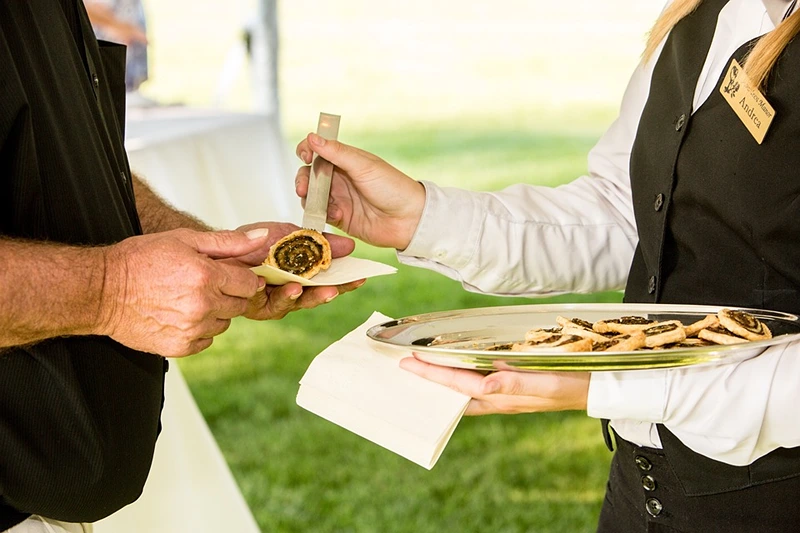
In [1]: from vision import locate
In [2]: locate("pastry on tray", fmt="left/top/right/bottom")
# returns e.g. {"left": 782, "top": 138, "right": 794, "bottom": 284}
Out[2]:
{"left": 499, "top": 309, "right": 772, "bottom": 353}
{"left": 717, "top": 308, "right": 772, "bottom": 341}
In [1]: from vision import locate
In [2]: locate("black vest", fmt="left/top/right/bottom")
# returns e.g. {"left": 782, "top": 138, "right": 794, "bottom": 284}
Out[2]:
{"left": 624, "top": 0, "right": 800, "bottom": 496}
{"left": 626, "top": 0, "right": 800, "bottom": 314}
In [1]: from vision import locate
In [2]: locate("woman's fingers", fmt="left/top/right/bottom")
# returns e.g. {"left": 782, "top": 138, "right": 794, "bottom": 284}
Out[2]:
{"left": 399, "top": 357, "right": 485, "bottom": 396}
{"left": 399, "top": 357, "right": 591, "bottom": 414}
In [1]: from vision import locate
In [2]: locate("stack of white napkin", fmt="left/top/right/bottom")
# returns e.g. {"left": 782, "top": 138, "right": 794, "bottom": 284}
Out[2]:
{"left": 296, "top": 312, "right": 471, "bottom": 469}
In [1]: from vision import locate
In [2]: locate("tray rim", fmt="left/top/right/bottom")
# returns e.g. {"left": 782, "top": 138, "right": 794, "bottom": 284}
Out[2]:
{"left": 366, "top": 303, "right": 800, "bottom": 371}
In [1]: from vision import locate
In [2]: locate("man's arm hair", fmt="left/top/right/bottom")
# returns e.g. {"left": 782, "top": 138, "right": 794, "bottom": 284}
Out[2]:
{"left": 0, "top": 237, "right": 110, "bottom": 349}
{"left": 132, "top": 173, "right": 212, "bottom": 233}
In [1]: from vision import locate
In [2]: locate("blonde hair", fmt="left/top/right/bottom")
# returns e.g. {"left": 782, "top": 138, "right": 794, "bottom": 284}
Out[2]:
{"left": 644, "top": 0, "right": 800, "bottom": 89}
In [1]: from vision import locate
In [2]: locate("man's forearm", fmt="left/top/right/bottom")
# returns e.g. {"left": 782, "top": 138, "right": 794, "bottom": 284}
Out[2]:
{"left": 132, "top": 174, "right": 212, "bottom": 233}
{"left": 0, "top": 238, "right": 109, "bottom": 348}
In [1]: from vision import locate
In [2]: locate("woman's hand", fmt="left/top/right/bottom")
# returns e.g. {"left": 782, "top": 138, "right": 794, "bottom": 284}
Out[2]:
{"left": 400, "top": 357, "right": 591, "bottom": 415}
{"left": 295, "top": 134, "right": 426, "bottom": 250}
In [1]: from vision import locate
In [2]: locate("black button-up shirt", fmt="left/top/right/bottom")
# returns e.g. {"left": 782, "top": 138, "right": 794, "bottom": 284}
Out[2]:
{"left": 0, "top": 1, "right": 165, "bottom": 527}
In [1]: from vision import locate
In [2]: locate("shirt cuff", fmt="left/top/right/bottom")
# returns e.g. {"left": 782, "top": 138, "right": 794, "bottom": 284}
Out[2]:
{"left": 587, "top": 369, "right": 668, "bottom": 423}
{"left": 400, "top": 181, "right": 484, "bottom": 270}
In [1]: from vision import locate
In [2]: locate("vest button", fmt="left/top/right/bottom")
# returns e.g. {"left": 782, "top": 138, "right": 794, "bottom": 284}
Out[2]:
{"left": 92, "top": 73, "right": 100, "bottom": 89}
{"left": 646, "top": 497, "right": 663, "bottom": 517}
{"left": 642, "top": 475, "right": 657, "bottom": 491}
{"left": 648, "top": 276, "right": 656, "bottom": 294}
{"left": 675, "top": 113, "right": 686, "bottom": 131}
{"left": 635, "top": 455, "right": 652, "bottom": 471}
{"left": 654, "top": 193, "right": 664, "bottom": 211}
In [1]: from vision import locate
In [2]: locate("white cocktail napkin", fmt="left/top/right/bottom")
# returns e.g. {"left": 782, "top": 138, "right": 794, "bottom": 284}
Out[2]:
{"left": 296, "top": 311, "right": 470, "bottom": 469}
{"left": 251, "top": 256, "right": 397, "bottom": 286}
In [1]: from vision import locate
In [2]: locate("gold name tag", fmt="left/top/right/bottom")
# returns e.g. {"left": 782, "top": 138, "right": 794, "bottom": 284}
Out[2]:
{"left": 719, "top": 58, "right": 775, "bottom": 144}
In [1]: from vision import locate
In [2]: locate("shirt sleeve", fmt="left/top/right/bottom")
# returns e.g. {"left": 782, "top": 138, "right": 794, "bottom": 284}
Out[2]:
{"left": 588, "top": 340, "right": 800, "bottom": 466}
{"left": 397, "top": 50, "right": 660, "bottom": 297}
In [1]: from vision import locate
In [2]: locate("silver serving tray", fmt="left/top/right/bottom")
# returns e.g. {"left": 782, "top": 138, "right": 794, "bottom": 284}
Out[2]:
{"left": 366, "top": 303, "right": 800, "bottom": 371}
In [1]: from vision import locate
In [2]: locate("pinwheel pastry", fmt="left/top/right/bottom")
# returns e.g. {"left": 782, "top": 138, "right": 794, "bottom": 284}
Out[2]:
{"left": 592, "top": 331, "right": 647, "bottom": 352}
{"left": 556, "top": 316, "right": 614, "bottom": 343}
{"left": 592, "top": 316, "right": 657, "bottom": 335}
{"left": 497, "top": 308, "right": 773, "bottom": 353}
{"left": 697, "top": 325, "right": 750, "bottom": 345}
{"left": 717, "top": 308, "right": 772, "bottom": 341}
{"left": 512, "top": 333, "right": 593, "bottom": 352}
{"left": 264, "top": 229, "right": 332, "bottom": 279}
{"left": 683, "top": 314, "right": 719, "bottom": 337}
{"left": 643, "top": 320, "right": 687, "bottom": 348}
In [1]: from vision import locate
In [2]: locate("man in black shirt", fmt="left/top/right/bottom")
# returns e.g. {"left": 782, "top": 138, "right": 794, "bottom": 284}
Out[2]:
{"left": 0, "top": 1, "right": 360, "bottom": 531}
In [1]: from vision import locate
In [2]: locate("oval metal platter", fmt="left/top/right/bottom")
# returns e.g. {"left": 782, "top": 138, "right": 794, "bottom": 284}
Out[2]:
{"left": 366, "top": 303, "right": 800, "bottom": 371}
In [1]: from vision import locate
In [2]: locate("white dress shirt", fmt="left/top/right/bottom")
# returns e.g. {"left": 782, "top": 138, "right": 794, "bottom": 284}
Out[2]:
{"left": 398, "top": 0, "right": 800, "bottom": 466}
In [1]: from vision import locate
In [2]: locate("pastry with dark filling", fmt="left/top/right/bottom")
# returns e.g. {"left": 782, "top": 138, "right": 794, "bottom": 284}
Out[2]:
{"left": 643, "top": 320, "right": 687, "bottom": 348}
{"left": 512, "top": 333, "right": 593, "bottom": 352}
{"left": 592, "top": 331, "right": 646, "bottom": 352}
{"left": 265, "top": 229, "right": 332, "bottom": 279}
{"left": 683, "top": 314, "right": 719, "bottom": 337}
{"left": 697, "top": 325, "right": 749, "bottom": 345}
{"left": 524, "top": 326, "right": 563, "bottom": 343}
{"left": 718, "top": 308, "right": 772, "bottom": 341}
{"left": 593, "top": 316, "right": 657, "bottom": 335}
{"left": 557, "top": 316, "right": 611, "bottom": 342}
{"left": 666, "top": 338, "right": 716, "bottom": 348}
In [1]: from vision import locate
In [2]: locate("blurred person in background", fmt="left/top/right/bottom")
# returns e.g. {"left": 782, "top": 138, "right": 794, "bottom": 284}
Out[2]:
{"left": 295, "top": 0, "right": 800, "bottom": 531}
{"left": 85, "top": 0, "right": 152, "bottom": 105}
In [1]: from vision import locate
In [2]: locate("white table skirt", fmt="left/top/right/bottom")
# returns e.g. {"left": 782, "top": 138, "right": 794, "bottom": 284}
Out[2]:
{"left": 93, "top": 366, "right": 261, "bottom": 533}
{"left": 125, "top": 106, "right": 302, "bottom": 230}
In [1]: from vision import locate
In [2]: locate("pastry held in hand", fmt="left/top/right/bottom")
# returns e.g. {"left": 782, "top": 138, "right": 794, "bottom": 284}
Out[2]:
{"left": 265, "top": 229, "right": 332, "bottom": 279}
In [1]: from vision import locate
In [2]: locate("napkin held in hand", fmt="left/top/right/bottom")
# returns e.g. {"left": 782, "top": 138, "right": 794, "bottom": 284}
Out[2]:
{"left": 296, "top": 312, "right": 470, "bottom": 469}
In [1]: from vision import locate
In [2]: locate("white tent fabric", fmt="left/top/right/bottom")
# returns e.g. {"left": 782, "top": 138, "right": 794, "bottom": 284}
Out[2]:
{"left": 123, "top": 106, "right": 301, "bottom": 229}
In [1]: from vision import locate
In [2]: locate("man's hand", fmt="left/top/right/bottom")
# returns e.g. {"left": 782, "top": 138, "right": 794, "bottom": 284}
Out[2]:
{"left": 99, "top": 228, "right": 270, "bottom": 357}
{"left": 232, "top": 222, "right": 364, "bottom": 321}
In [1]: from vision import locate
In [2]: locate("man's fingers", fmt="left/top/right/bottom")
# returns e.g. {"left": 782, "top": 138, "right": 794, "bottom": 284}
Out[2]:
{"left": 216, "top": 262, "right": 263, "bottom": 298}
{"left": 179, "top": 229, "right": 270, "bottom": 260}
{"left": 200, "top": 318, "right": 234, "bottom": 338}
{"left": 184, "top": 337, "right": 214, "bottom": 357}
{"left": 324, "top": 233, "right": 356, "bottom": 258}
{"left": 258, "top": 282, "right": 304, "bottom": 318}
{"left": 336, "top": 278, "right": 366, "bottom": 295}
